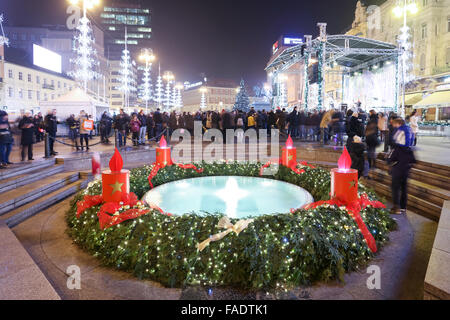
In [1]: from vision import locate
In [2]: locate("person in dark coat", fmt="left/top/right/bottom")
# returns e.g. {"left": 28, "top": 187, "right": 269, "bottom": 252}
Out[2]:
{"left": 19, "top": 111, "right": 35, "bottom": 161}
{"left": 99, "top": 111, "right": 112, "bottom": 144}
{"left": 331, "top": 110, "right": 345, "bottom": 146}
{"left": 287, "top": 107, "right": 299, "bottom": 138}
{"left": 387, "top": 117, "right": 416, "bottom": 214}
{"left": 153, "top": 108, "right": 163, "bottom": 139}
{"left": 267, "top": 110, "right": 277, "bottom": 136}
{"left": 346, "top": 111, "right": 364, "bottom": 147}
{"left": 348, "top": 135, "right": 366, "bottom": 179}
{"left": 44, "top": 109, "right": 58, "bottom": 155}
{"left": 66, "top": 114, "right": 80, "bottom": 151}
{"left": 33, "top": 113, "right": 44, "bottom": 143}
{"left": 0, "top": 111, "right": 14, "bottom": 168}
{"left": 365, "top": 120, "right": 379, "bottom": 169}
{"left": 114, "top": 109, "right": 130, "bottom": 147}
{"left": 168, "top": 112, "right": 177, "bottom": 138}
{"left": 146, "top": 113, "right": 155, "bottom": 141}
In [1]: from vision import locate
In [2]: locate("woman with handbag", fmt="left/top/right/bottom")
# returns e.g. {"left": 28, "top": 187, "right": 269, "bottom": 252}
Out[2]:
{"left": 0, "top": 110, "right": 14, "bottom": 168}
{"left": 19, "top": 110, "right": 35, "bottom": 161}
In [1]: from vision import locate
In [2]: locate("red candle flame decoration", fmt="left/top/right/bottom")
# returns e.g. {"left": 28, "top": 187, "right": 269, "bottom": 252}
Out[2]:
{"left": 338, "top": 147, "right": 352, "bottom": 172}
{"left": 285, "top": 135, "right": 294, "bottom": 149}
{"left": 159, "top": 135, "right": 167, "bottom": 148}
{"left": 109, "top": 147, "right": 123, "bottom": 172}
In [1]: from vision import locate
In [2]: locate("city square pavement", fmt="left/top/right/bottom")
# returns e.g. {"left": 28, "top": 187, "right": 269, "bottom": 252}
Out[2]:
{"left": 4, "top": 134, "right": 450, "bottom": 166}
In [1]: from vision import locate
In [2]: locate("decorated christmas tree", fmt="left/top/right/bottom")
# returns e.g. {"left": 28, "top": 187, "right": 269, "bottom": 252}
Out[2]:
{"left": 233, "top": 79, "right": 251, "bottom": 112}
{"left": 154, "top": 65, "right": 164, "bottom": 108}
{"left": 70, "top": 14, "right": 99, "bottom": 91}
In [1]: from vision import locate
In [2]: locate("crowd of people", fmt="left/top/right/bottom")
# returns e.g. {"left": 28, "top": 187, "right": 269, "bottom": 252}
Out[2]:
{"left": 0, "top": 109, "right": 60, "bottom": 167}
{"left": 0, "top": 105, "right": 423, "bottom": 214}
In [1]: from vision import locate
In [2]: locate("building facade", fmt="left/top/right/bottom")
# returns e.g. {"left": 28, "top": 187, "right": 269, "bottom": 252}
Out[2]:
{"left": 347, "top": 0, "right": 450, "bottom": 91}
{"left": 96, "top": 0, "right": 152, "bottom": 61}
{"left": 4, "top": 24, "right": 110, "bottom": 104}
{"left": 181, "top": 79, "right": 238, "bottom": 112}
{"left": 107, "top": 59, "right": 138, "bottom": 113}
{"left": 0, "top": 46, "right": 75, "bottom": 117}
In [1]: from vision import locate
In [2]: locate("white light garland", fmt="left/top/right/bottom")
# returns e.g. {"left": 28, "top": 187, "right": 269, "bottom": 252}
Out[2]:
{"left": 70, "top": 15, "right": 99, "bottom": 91}
{"left": 154, "top": 66, "right": 164, "bottom": 108}
{"left": 119, "top": 31, "right": 137, "bottom": 109}
{"left": 0, "top": 14, "right": 9, "bottom": 47}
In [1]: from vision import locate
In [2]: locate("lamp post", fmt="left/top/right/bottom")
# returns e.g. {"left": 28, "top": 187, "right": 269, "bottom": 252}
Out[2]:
{"left": 393, "top": 0, "right": 418, "bottom": 118}
{"left": 139, "top": 48, "right": 156, "bottom": 112}
{"left": 69, "top": 0, "right": 100, "bottom": 92}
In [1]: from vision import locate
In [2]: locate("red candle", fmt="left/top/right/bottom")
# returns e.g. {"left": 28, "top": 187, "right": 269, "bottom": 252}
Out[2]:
{"left": 155, "top": 135, "right": 172, "bottom": 167}
{"left": 331, "top": 147, "right": 358, "bottom": 203}
{"left": 281, "top": 135, "right": 297, "bottom": 168}
{"left": 102, "top": 148, "right": 130, "bottom": 203}
{"left": 92, "top": 152, "right": 101, "bottom": 177}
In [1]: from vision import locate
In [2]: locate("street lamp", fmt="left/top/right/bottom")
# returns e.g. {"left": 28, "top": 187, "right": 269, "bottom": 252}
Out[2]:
{"left": 139, "top": 48, "right": 155, "bottom": 112}
{"left": 69, "top": 0, "right": 100, "bottom": 20}
{"left": 393, "top": 0, "right": 418, "bottom": 117}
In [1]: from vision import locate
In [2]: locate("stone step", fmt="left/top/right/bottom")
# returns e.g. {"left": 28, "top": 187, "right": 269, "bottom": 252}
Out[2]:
{"left": 0, "top": 221, "right": 60, "bottom": 300}
{"left": 362, "top": 178, "right": 441, "bottom": 221}
{"left": 377, "top": 153, "right": 450, "bottom": 177}
{"left": 369, "top": 169, "right": 450, "bottom": 208}
{"left": 0, "top": 164, "right": 65, "bottom": 194}
{"left": 375, "top": 160, "right": 450, "bottom": 190}
{"left": 0, "top": 172, "right": 80, "bottom": 216}
{"left": 0, "top": 159, "right": 56, "bottom": 181}
{"left": 2, "top": 179, "right": 89, "bottom": 228}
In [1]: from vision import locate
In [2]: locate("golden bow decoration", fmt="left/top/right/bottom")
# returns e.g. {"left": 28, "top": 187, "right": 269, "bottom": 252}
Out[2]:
{"left": 197, "top": 216, "right": 254, "bottom": 252}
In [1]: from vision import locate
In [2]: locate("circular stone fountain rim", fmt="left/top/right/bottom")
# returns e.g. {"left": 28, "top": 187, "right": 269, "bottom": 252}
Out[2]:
{"left": 142, "top": 175, "right": 315, "bottom": 215}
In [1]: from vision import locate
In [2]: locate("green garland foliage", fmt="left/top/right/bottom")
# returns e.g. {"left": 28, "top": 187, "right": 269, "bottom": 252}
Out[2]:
{"left": 66, "top": 162, "right": 396, "bottom": 290}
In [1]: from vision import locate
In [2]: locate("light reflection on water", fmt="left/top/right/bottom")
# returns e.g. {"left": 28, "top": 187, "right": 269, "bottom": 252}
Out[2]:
{"left": 143, "top": 176, "right": 314, "bottom": 219}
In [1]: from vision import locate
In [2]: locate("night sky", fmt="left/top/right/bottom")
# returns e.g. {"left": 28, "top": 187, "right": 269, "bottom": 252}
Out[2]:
{"left": 0, "top": 0, "right": 383, "bottom": 85}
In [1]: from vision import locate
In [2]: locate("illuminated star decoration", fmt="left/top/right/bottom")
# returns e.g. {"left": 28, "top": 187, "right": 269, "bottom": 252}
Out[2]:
{"left": 0, "top": 14, "right": 10, "bottom": 47}
{"left": 110, "top": 181, "right": 124, "bottom": 195}
{"left": 288, "top": 154, "right": 294, "bottom": 161}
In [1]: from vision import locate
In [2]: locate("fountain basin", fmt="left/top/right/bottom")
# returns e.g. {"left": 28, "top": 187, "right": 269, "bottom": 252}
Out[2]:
{"left": 143, "top": 176, "right": 314, "bottom": 219}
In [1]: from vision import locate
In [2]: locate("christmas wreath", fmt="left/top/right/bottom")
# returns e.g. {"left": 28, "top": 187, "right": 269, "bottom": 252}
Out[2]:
{"left": 66, "top": 161, "right": 396, "bottom": 290}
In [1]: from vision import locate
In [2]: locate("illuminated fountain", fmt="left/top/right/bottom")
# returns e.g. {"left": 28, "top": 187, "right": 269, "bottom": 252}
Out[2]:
{"left": 143, "top": 176, "right": 313, "bottom": 219}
